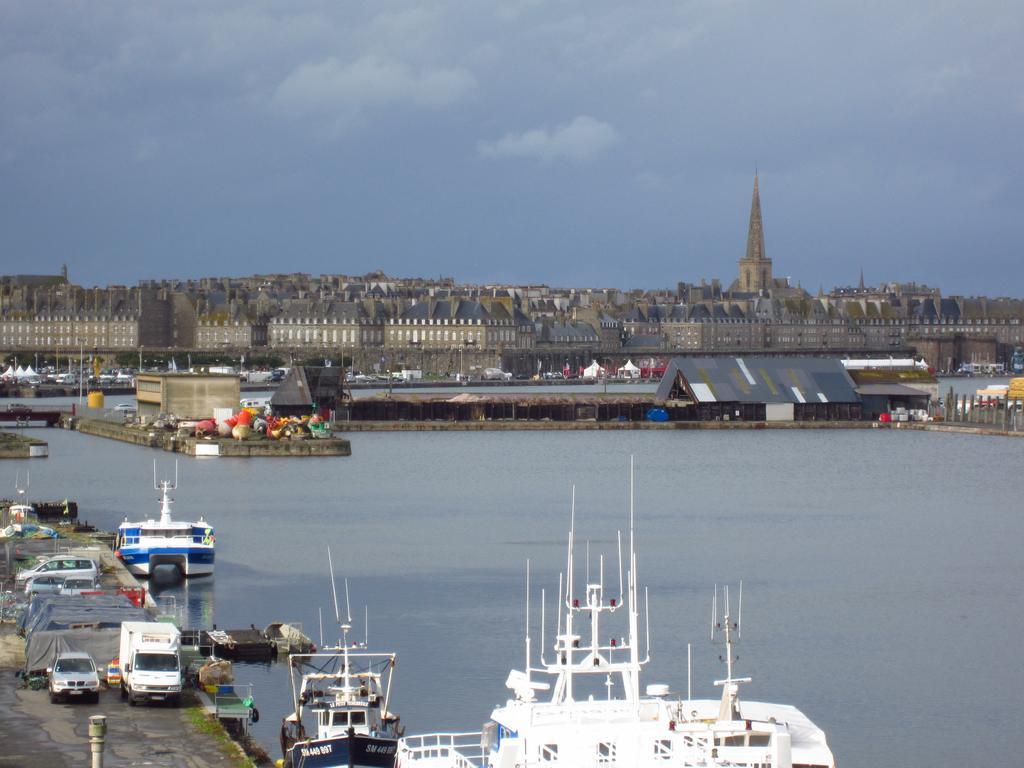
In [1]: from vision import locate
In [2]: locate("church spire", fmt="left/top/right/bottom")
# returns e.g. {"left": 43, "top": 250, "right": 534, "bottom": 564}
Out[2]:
{"left": 745, "top": 173, "right": 766, "bottom": 263}
{"left": 737, "top": 172, "right": 773, "bottom": 294}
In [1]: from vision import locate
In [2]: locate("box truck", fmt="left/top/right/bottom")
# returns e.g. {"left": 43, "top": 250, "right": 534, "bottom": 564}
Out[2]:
{"left": 119, "top": 621, "right": 182, "bottom": 705}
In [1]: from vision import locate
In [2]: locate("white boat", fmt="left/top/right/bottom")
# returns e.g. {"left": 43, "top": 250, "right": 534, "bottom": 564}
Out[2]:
{"left": 280, "top": 554, "right": 403, "bottom": 768}
{"left": 399, "top": 462, "right": 836, "bottom": 768}
{"left": 114, "top": 465, "right": 214, "bottom": 578}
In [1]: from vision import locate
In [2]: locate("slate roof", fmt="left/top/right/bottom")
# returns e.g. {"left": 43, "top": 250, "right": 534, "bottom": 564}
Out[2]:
{"left": 656, "top": 356, "right": 859, "bottom": 404}
{"left": 689, "top": 304, "right": 711, "bottom": 321}
{"left": 540, "top": 321, "right": 599, "bottom": 343}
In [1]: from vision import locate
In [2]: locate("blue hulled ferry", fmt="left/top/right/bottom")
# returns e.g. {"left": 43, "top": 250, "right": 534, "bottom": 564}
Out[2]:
{"left": 114, "top": 466, "right": 214, "bottom": 578}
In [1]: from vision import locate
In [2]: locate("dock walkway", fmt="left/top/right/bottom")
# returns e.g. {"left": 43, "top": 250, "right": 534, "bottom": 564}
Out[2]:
{"left": 0, "top": 535, "right": 253, "bottom": 766}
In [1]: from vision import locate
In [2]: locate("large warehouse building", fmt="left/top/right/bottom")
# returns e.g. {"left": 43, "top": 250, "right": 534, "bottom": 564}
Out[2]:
{"left": 655, "top": 357, "right": 863, "bottom": 421}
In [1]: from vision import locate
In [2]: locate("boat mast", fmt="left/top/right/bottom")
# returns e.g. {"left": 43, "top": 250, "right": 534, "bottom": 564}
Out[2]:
{"left": 626, "top": 455, "right": 641, "bottom": 706}
{"left": 564, "top": 487, "right": 575, "bottom": 702}
{"left": 525, "top": 559, "right": 531, "bottom": 690}
{"left": 153, "top": 461, "right": 177, "bottom": 525}
{"left": 713, "top": 582, "right": 750, "bottom": 721}
{"left": 327, "top": 547, "right": 354, "bottom": 699}
{"left": 14, "top": 469, "right": 29, "bottom": 499}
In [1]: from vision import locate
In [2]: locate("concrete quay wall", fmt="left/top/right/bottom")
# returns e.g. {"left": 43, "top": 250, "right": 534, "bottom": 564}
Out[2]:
{"left": 71, "top": 417, "right": 351, "bottom": 456}
{"left": 0, "top": 433, "right": 49, "bottom": 458}
{"left": 335, "top": 419, "right": 879, "bottom": 432}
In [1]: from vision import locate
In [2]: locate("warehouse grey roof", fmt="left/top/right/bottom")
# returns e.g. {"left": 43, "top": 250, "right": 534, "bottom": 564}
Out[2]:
{"left": 656, "top": 356, "right": 859, "bottom": 404}
{"left": 855, "top": 383, "right": 932, "bottom": 397}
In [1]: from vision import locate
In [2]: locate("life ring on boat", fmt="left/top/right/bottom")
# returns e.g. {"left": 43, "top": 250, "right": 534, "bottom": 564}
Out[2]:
{"left": 250, "top": 707, "right": 260, "bottom": 723}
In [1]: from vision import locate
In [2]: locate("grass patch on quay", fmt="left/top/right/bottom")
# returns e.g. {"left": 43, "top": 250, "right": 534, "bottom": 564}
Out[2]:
{"left": 184, "top": 701, "right": 259, "bottom": 767}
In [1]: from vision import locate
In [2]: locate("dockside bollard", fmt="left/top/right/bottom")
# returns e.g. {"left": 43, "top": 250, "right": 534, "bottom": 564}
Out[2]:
{"left": 89, "top": 714, "right": 106, "bottom": 768}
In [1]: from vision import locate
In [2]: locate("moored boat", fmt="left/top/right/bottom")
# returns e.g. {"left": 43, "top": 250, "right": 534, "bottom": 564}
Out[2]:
{"left": 114, "top": 465, "right": 214, "bottom": 578}
{"left": 399, "top": 461, "right": 835, "bottom": 768}
{"left": 280, "top": 555, "right": 403, "bottom": 768}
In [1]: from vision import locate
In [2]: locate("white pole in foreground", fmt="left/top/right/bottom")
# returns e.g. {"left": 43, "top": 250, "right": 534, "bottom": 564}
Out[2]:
{"left": 89, "top": 714, "right": 107, "bottom": 768}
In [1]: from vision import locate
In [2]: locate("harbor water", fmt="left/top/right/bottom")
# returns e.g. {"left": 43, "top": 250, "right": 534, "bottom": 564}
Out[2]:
{"left": 2, "top": 384, "right": 1023, "bottom": 767}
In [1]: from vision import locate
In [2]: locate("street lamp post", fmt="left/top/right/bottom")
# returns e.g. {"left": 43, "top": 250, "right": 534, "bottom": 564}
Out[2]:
{"left": 78, "top": 340, "right": 84, "bottom": 407}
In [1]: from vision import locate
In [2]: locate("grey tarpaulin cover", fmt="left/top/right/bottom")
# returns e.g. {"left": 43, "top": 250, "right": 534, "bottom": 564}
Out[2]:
{"left": 19, "top": 594, "right": 130, "bottom": 634}
{"left": 25, "top": 627, "right": 123, "bottom": 673}
{"left": 20, "top": 594, "right": 149, "bottom": 673}
{"left": 21, "top": 595, "right": 145, "bottom": 637}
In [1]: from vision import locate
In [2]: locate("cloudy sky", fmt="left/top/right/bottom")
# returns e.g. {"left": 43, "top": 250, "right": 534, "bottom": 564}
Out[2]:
{"left": 1, "top": 1, "right": 1021, "bottom": 296}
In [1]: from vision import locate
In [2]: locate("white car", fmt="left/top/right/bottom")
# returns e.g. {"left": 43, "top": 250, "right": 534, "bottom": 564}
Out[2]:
{"left": 58, "top": 577, "right": 101, "bottom": 596}
{"left": 16, "top": 557, "right": 99, "bottom": 587}
{"left": 49, "top": 651, "right": 101, "bottom": 704}
{"left": 113, "top": 403, "right": 137, "bottom": 412}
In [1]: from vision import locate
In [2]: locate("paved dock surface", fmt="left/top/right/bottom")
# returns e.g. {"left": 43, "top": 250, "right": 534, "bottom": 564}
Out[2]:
{"left": 2, "top": 538, "right": 252, "bottom": 766}
{"left": 0, "top": 668, "right": 247, "bottom": 767}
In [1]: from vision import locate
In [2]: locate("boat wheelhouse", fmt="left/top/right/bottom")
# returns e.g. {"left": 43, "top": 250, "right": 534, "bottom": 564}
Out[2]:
{"left": 399, "top": 462, "right": 835, "bottom": 768}
{"left": 115, "top": 466, "right": 214, "bottom": 578}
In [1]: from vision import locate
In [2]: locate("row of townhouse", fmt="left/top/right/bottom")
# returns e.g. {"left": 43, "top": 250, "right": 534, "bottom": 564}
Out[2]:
{"left": 0, "top": 311, "right": 140, "bottom": 350}
{"left": 0, "top": 282, "right": 145, "bottom": 350}
{"left": 3, "top": 275, "right": 1023, "bottom": 363}
{"left": 616, "top": 294, "right": 1024, "bottom": 354}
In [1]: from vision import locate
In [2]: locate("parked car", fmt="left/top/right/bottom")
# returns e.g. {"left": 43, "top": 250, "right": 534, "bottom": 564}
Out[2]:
{"left": 48, "top": 651, "right": 101, "bottom": 704}
{"left": 113, "top": 403, "right": 137, "bottom": 412}
{"left": 25, "top": 574, "right": 66, "bottom": 596}
{"left": 16, "top": 557, "right": 99, "bottom": 587}
{"left": 58, "top": 577, "right": 101, "bottom": 596}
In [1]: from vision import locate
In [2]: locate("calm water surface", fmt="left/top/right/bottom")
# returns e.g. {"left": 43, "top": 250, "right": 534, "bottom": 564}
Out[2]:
{"left": 2, "top": 385, "right": 1023, "bottom": 767}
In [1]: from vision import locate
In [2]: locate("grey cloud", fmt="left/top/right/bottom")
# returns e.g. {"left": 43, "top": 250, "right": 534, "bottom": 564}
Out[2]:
{"left": 478, "top": 115, "right": 618, "bottom": 162}
{"left": 273, "top": 55, "right": 477, "bottom": 115}
{"left": 0, "top": 1, "right": 1021, "bottom": 294}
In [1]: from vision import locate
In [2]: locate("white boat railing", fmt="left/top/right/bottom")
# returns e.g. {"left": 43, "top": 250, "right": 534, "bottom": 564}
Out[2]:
{"left": 399, "top": 732, "right": 485, "bottom": 768}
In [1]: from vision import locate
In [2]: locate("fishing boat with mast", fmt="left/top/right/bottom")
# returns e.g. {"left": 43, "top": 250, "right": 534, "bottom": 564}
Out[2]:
{"left": 399, "top": 461, "right": 835, "bottom": 768}
{"left": 280, "top": 551, "right": 403, "bottom": 768}
{"left": 114, "top": 463, "right": 215, "bottom": 578}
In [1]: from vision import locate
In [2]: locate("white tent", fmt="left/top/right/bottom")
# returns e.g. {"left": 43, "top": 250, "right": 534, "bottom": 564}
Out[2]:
{"left": 14, "top": 366, "right": 26, "bottom": 379}
{"left": 1, "top": 365, "right": 14, "bottom": 380}
{"left": 617, "top": 359, "right": 641, "bottom": 379}
{"left": 21, "top": 365, "right": 37, "bottom": 379}
{"left": 582, "top": 360, "right": 606, "bottom": 379}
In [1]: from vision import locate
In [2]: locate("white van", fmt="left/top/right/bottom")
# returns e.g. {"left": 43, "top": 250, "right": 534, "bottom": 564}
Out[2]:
{"left": 119, "top": 622, "right": 183, "bottom": 705}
